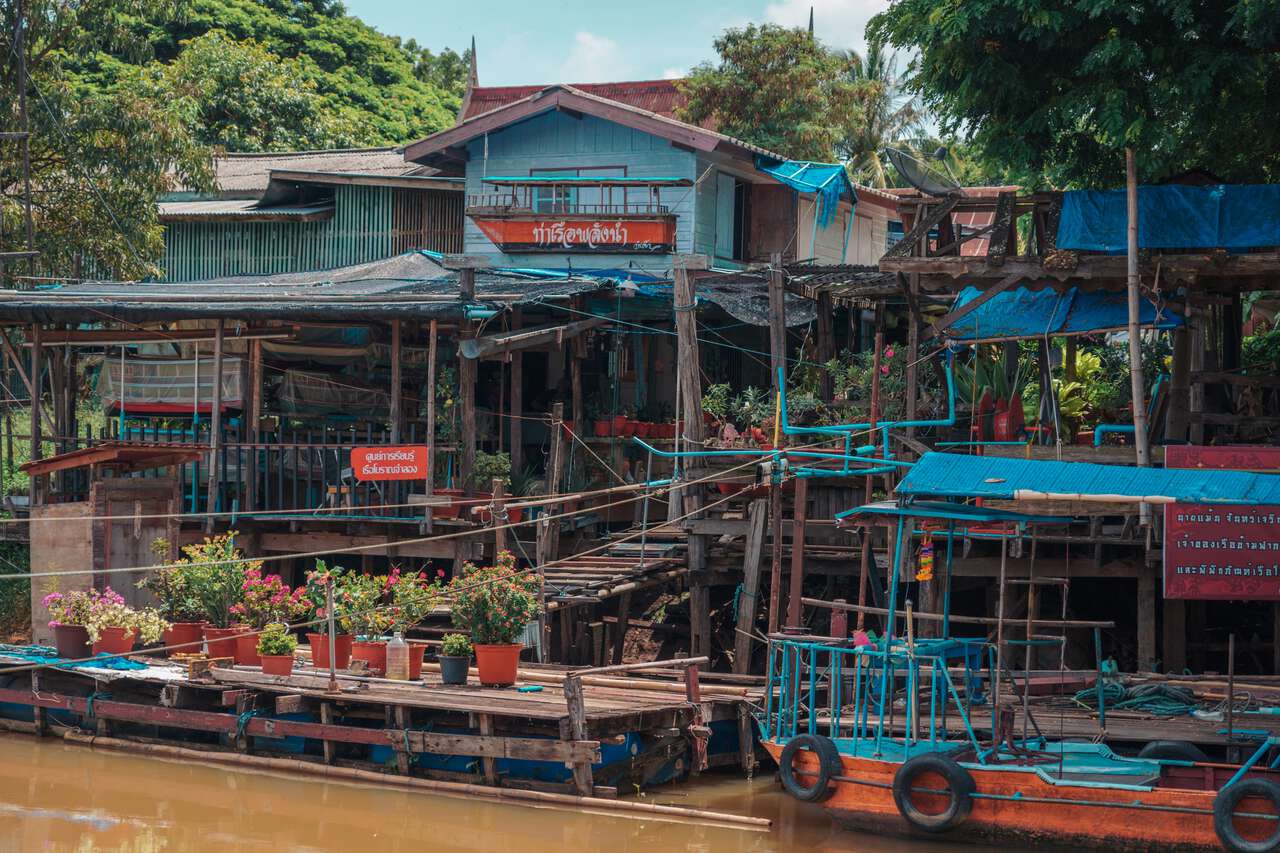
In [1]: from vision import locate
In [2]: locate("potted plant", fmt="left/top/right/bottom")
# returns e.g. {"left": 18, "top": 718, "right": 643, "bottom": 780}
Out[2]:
{"left": 387, "top": 566, "right": 443, "bottom": 680}
{"left": 43, "top": 588, "right": 96, "bottom": 659}
{"left": 256, "top": 622, "right": 298, "bottom": 677}
{"left": 439, "top": 633, "right": 472, "bottom": 685}
{"left": 303, "top": 561, "right": 357, "bottom": 669}
{"left": 82, "top": 588, "right": 169, "bottom": 657}
{"left": 230, "top": 568, "right": 308, "bottom": 666}
{"left": 447, "top": 550, "right": 539, "bottom": 687}
{"left": 137, "top": 542, "right": 206, "bottom": 656}
{"left": 172, "top": 534, "right": 250, "bottom": 659}
{"left": 346, "top": 572, "right": 393, "bottom": 674}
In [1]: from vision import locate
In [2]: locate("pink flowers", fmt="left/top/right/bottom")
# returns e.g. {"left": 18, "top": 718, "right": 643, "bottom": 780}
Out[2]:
{"left": 232, "top": 568, "right": 307, "bottom": 628}
{"left": 884, "top": 346, "right": 895, "bottom": 359}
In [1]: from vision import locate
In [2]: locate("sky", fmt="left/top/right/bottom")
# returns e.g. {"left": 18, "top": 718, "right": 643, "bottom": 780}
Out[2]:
{"left": 345, "top": 0, "right": 892, "bottom": 86}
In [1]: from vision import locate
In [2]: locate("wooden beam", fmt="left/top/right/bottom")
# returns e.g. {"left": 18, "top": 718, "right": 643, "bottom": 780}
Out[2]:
{"left": 459, "top": 317, "right": 607, "bottom": 360}
{"left": 389, "top": 320, "right": 403, "bottom": 443}
{"left": 204, "top": 319, "right": 224, "bottom": 532}
{"left": 926, "top": 271, "right": 1024, "bottom": 340}
{"left": 784, "top": 477, "right": 808, "bottom": 630}
{"left": 733, "top": 498, "right": 768, "bottom": 674}
{"left": 508, "top": 309, "right": 523, "bottom": 473}
{"left": 31, "top": 327, "right": 287, "bottom": 345}
{"left": 424, "top": 319, "right": 438, "bottom": 528}
{"left": 459, "top": 268, "right": 477, "bottom": 493}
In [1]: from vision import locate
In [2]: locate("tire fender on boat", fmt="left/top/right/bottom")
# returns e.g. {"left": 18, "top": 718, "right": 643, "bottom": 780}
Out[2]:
{"left": 1138, "top": 740, "right": 1209, "bottom": 763}
{"left": 778, "top": 734, "right": 841, "bottom": 802}
{"left": 1213, "top": 778, "right": 1280, "bottom": 853}
{"left": 892, "top": 754, "right": 976, "bottom": 834}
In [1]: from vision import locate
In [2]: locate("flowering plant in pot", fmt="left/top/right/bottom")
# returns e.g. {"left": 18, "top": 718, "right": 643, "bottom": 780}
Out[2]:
{"left": 438, "top": 633, "right": 472, "bottom": 685}
{"left": 172, "top": 534, "right": 250, "bottom": 659}
{"left": 302, "top": 561, "right": 357, "bottom": 669}
{"left": 81, "top": 588, "right": 169, "bottom": 657}
{"left": 43, "top": 588, "right": 97, "bottom": 659}
{"left": 137, "top": 540, "right": 206, "bottom": 655}
{"left": 230, "top": 568, "right": 308, "bottom": 666}
{"left": 346, "top": 572, "right": 394, "bottom": 674}
{"left": 387, "top": 566, "right": 443, "bottom": 679}
{"left": 447, "top": 550, "right": 539, "bottom": 686}
{"left": 256, "top": 622, "right": 298, "bottom": 677}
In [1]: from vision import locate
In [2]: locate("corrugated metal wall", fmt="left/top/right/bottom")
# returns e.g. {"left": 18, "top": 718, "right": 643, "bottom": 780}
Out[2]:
{"left": 159, "top": 185, "right": 416, "bottom": 281}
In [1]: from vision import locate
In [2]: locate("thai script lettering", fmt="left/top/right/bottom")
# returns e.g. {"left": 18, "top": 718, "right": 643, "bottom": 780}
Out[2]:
{"left": 531, "top": 220, "right": 631, "bottom": 248}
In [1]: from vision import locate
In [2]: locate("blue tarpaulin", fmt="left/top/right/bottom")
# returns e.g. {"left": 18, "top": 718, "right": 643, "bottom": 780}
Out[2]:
{"left": 755, "top": 157, "right": 856, "bottom": 229}
{"left": 944, "top": 285, "right": 1182, "bottom": 342}
{"left": 1057, "top": 184, "right": 1280, "bottom": 252}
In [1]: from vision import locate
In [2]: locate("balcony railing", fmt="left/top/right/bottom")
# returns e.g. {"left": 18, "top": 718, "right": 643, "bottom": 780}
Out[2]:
{"left": 466, "top": 193, "right": 671, "bottom": 217}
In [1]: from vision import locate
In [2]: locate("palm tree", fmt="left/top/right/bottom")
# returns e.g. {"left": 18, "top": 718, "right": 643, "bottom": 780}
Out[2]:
{"left": 839, "top": 42, "right": 924, "bottom": 188}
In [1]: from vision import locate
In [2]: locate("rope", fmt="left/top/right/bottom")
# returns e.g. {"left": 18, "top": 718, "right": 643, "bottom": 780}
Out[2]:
{"left": 235, "top": 708, "right": 260, "bottom": 739}
{"left": 85, "top": 691, "right": 111, "bottom": 720}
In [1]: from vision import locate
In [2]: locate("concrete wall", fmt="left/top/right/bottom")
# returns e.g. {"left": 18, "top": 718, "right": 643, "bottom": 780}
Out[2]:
{"left": 29, "top": 503, "right": 93, "bottom": 645}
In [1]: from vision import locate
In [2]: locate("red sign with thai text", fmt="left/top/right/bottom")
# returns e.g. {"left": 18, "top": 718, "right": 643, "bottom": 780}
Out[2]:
{"left": 350, "top": 445, "right": 429, "bottom": 482}
{"left": 1163, "top": 445, "right": 1280, "bottom": 600}
{"left": 470, "top": 215, "right": 676, "bottom": 253}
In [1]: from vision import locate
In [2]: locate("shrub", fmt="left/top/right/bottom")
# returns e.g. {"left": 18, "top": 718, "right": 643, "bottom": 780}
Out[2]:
{"left": 256, "top": 622, "right": 297, "bottom": 657}
{"left": 440, "top": 633, "right": 472, "bottom": 657}
{"left": 447, "top": 551, "right": 539, "bottom": 645}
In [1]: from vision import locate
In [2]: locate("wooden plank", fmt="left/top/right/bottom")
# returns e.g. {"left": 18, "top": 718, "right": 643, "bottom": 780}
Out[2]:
{"left": 562, "top": 676, "right": 595, "bottom": 796}
{"left": 204, "top": 319, "right": 224, "bottom": 531}
{"left": 885, "top": 196, "right": 959, "bottom": 258}
{"left": 1138, "top": 568, "right": 1157, "bottom": 670}
{"left": 477, "top": 713, "right": 498, "bottom": 785}
{"left": 734, "top": 498, "right": 769, "bottom": 674}
{"left": 459, "top": 268, "right": 477, "bottom": 493}
{"left": 784, "top": 477, "right": 809, "bottom": 630}
{"left": 985, "top": 191, "right": 1016, "bottom": 266}
{"left": 927, "top": 271, "right": 1023, "bottom": 340}
{"left": 611, "top": 591, "right": 632, "bottom": 666}
{"left": 320, "top": 702, "right": 336, "bottom": 764}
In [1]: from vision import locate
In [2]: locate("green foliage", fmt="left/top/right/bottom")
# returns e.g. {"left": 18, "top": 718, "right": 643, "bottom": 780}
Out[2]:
{"left": 679, "top": 24, "right": 871, "bottom": 161}
{"left": 507, "top": 464, "right": 542, "bottom": 498}
{"left": 0, "top": 543, "right": 30, "bottom": 640}
{"left": 440, "top": 632, "right": 472, "bottom": 658}
{"left": 1244, "top": 327, "right": 1280, "bottom": 373}
{"left": 840, "top": 41, "right": 924, "bottom": 188}
{"left": 471, "top": 451, "right": 511, "bottom": 489}
{"left": 170, "top": 533, "right": 251, "bottom": 628}
{"left": 700, "top": 383, "right": 733, "bottom": 423}
{"left": 255, "top": 622, "right": 297, "bottom": 657}
{"left": 136, "top": 566, "right": 204, "bottom": 622}
{"left": 448, "top": 551, "right": 539, "bottom": 646}
{"left": 869, "top": 1, "right": 1280, "bottom": 187}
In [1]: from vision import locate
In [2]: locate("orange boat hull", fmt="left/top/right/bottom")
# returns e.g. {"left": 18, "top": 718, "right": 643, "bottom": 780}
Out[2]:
{"left": 762, "top": 741, "right": 1271, "bottom": 851}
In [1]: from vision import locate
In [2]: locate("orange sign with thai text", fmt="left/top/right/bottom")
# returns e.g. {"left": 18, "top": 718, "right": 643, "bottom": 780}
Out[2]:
{"left": 351, "top": 445, "right": 429, "bottom": 482}
{"left": 471, "top": 215, "right": 676, "bottom": 253}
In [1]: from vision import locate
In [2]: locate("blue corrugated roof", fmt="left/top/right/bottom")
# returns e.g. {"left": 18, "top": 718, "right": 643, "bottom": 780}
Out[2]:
{"left": 897, "top": 452, "right": 1280, "bottom": 505}
{"left": 835, "top": 500, "right": 1072, "bottom": 525}
{"left": 946, "top": 285, "right": 1182, "bottom": 342}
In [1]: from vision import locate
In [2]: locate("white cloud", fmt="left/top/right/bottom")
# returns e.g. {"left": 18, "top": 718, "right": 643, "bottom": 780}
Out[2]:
{"left": 763, "top": 0, "right": 889, "bottom": 56}
{"left": 661, "top": 67, "right": 684, "bottom": 79}
{"left": 557, "top": 31, "right": 635, "bottom": 83}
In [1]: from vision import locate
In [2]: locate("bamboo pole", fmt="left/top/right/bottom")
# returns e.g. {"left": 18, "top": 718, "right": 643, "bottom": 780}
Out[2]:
{"left": 58, "top": 731, "right": 770, "bottom": 830}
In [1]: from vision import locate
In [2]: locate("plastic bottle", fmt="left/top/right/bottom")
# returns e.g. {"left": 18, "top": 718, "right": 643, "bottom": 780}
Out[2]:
{"left": 386, "top": 631, "right": 410, "bottom": 681}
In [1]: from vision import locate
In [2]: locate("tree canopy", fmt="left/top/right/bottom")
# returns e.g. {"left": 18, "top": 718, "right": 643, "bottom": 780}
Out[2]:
{"left": 869, "top": 0, "right": 1280, "bottom": 188}
{"left": 678, "top": 24, "right": 872, "bottom": 162}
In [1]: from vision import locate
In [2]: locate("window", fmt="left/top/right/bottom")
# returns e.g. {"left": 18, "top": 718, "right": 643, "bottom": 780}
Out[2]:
{"left": 529, "top": 167, "right": 625, "bottom": 213}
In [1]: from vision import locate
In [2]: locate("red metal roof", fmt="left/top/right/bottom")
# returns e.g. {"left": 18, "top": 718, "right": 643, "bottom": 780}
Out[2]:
{"left": 463, "top": 79, "right": 695, "bottom": 123}
{"left": 21, "top": 442, "right": 208, "bottom": 477}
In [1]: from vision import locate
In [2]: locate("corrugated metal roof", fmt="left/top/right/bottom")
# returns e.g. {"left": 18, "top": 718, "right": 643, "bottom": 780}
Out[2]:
{"left": 835, "top": 499, "right": 1072, "bottom": 525}
{"left": 896, "top": 452, "right": 1280, "bottom": 505}
{"left": 157, "top": 200, "right": 334, "bottom": 221}
{"left": 203, "top": 147, "right": 420, "bottom": 196}
{"left": 463, "top": 79, "right": 692, "bottom": 123}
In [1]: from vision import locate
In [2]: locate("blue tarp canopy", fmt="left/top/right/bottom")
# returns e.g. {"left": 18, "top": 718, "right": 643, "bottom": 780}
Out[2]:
{"left": 944, "top": 285, "right": 1183, "bottom": 342}
{"left": 835, "top": 499, "right": 1072, "bottom": 525}
{"left": 1057, "top": 184, "right": 1280, "bottom": 252}
{"left": 896, "top": 453, "right": 1280, "bottom": 506}
{"left": 754, "top": 157, "right": 856, "bottom": 229}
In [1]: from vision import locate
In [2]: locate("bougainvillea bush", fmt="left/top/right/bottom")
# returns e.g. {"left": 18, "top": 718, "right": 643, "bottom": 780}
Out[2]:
{"left": 231, "top": 568, "right": 308, "bottom": 629}
{"left": 447, "top": 551, "right": 539, "bottom": 645}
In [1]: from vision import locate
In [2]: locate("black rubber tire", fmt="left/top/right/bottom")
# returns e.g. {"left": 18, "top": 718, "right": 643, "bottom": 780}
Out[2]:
{"left": 778, "top": 734, "right": 841, "bottom": 802}
{"left": 1214, "top": 779, "right": 1280, "bottom": 853}
{"left": 892, "top": 754, "right": 976, "bottom": 834}
{"left": 1138, "top": 740, "right": 1209, "bottom": 763}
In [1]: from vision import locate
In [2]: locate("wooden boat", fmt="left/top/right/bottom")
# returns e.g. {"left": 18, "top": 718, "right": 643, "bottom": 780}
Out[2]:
{"left": 761, "top": 500, "right": 1280, "bottom": 852}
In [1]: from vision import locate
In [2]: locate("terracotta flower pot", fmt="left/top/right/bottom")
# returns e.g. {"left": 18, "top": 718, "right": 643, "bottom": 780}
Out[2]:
{"left": 235, "top": 633, "right": 261, "bottom": 666}
{"left": 351, "top": 640, "right": 387, "bottom": 675}
{"left": 593, "top": 420, "right": 611, "bottom": 437}
{"left": 162, "top": 622, "right": 205, "bottom": 656}
{"left": 439, "top": 655, "right": 470, "bottom": 685}
{"left": 260, "top": 654, "right": 294, "bottom": 677}
{"left": 408, "top": 642, "right": 427, "bottom": 680}
{"left": 474, "top": 643, "right": 522, "bottom": 687}
{"left": 432, "top": 488, "right": 466, "bottom": 520}
{"left": 52, "top": 624, "right": 91, "bottom": 660}
{"left": 203, "top": 625, "right": 240, "bottom": 659}
{"left": 308, "top": 633, "right": 353, "bottom": 669}
{"left": 92, "top": 626, "right": 137, "bottom": 657}
{"left": 632, "top": 420, "right": 650, "bottom": 438}
{"left": 611, "top": 414, "right": 628, "bottom": 432}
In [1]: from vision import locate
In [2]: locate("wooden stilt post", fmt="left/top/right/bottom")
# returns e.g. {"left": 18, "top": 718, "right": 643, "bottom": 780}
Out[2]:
{"left": 1167, "top": 322, "right": 1191, "bottom": 443}
{"left": 536, "top": 403, "right": 565, "bottom": 662}
{"left": 784, "top": 476, "right": 809, "bottom": 632}
{"left": 611, "top": 590, "right": 632, "bottom": 665}
{"left": 424, "top": 319, "right": 438, "bottom": 528}
{"left": 733, "top": 497, "right": 768, "bottom": 673}
{"left": 562, "top": 676, "right": 594, "bottom": 796}
{"left": 767, "top": 254, "right": 786, "bottom": 636}
{"left": 28, "top": 324, "right": 41, "bottom": 507}
{"left": 478, "top": 713, "right": 498, "bottom": 786}
{"left": 509, "top": 308, "right": 523, "bottom": 474}
{"left": 1164, "top": 598, "right": 1187, "bottom": 673}
{"left": 247, "top": 338, "right": 263, "bottom": 512}
{"left": 389, "top": 319, "right": 402, "bottom": 443}
{"left": 204, "top": 319, "right": 223, "bottom": 532}
{"left": 670, "top": 258, "right": 705, "bottom": 519}
{"left": 459, "top": 268, "right": 477, "bottom": 494}
{"left": 816, "top": 291, "right": 834, "bottom": 402}
{"left": 491, "top": 478, "right": 506, "bottom": 557}
{"left": 1125, "top": 148, "right": 1151, "bottom": 471}
{"left": 855, "top": 308, "right": 884, "bottom": 630}
{"left": 1138, "top": 567, "right": 1157, "bottom": 670}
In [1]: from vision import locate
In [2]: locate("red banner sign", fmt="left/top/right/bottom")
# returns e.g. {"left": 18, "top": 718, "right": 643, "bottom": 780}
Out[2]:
{"left": 471, "top": 215, "right": 676, "bottom": 253}
{"left": 350, "top": 445, "right": 429, "bottom": 482}
{"left": 1163, "top": 445, "right": 1280, "bottom": 600}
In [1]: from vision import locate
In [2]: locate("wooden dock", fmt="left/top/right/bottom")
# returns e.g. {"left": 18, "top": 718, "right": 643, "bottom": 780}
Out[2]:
{"left": 0, "top": 648, "right": 761, "bottom": 798}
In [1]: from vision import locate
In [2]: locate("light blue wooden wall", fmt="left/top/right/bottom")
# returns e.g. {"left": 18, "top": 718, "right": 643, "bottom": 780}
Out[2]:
{"left": 463, "top": 110, "right": 700, "bottom": 272}
{"left": 160, "top": 185, "right": 394, "bottom": 282}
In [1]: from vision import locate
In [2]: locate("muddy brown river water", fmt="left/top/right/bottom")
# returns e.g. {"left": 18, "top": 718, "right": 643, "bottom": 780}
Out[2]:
{"left": 0, "top": 736, "right": 1019, "bottom": 853}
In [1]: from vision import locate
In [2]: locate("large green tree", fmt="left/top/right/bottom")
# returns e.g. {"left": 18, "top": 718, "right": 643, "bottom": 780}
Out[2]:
{"left": 869, "top": 0, "right": 1280, "bottom": 187}
{"left": 838, "top": 41, "right": 923, "bottom": 188}
{"left": 1, "top": 1, "right": 213, "bottom": 282}
{"left": 679, "top": 24, "right": 871, "bottom": 162}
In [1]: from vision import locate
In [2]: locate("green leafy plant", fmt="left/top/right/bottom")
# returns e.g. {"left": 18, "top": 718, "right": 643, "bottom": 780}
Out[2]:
{"left": 169, "top": 534, "right": 250, "bottom": 629}
{"left": 255, "top": 622, "right": 298, "bottom": 657}
{"left": 343, "top": 572, "right": 394, "bottom": 639}
{"left": 508, "top": 464, "right": 543, "bottom": 498}
{"left": 441, "top": 633, "right": 473, "bottom": 657}
{"left": 471, "top": 451, "right": 511, "bottom": 490}
{"left": 701, "top": 383, "right": 733, "bottom": 423}
{"left": 447, "top": 551, "right": 540, "bottom": 646}
{"left": 137, "top": 567, "right": 204, "bottom": 623}
{"left": 387, "top": 566, "right": 443, "bottom": 633}
{"left": 302, "top": 562, "right": 358, "bottom": 635}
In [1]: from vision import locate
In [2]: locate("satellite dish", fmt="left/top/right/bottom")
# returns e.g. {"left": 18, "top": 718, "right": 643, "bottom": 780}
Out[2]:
{"left": 886, "top": 145, "right": 963, "bottom": 198}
